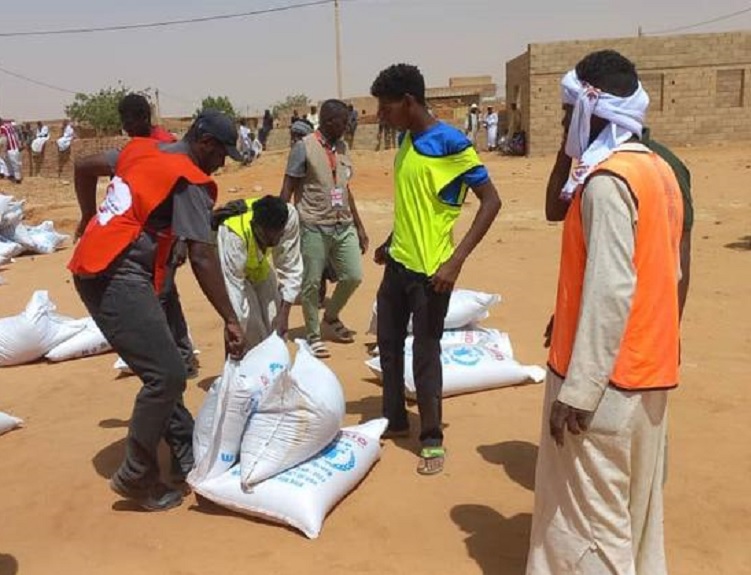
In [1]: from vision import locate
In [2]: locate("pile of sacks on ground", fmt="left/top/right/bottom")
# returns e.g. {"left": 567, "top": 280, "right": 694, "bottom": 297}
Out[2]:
{"left": 189, "top": 334, "right": 387, "bottom": 539}
{"left": 0, "top": 193, "right": 69, "bottom": 285}
{"left": 366, "top": 289, "right": 545, "bottom": 397}
{"left": 0, "top": 291, "right": 112, "bottom": 367}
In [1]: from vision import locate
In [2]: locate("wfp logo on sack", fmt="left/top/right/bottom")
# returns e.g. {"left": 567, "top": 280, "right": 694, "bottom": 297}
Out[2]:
{"left": 220, "top": 452, "right": 236, "bottom": 464}
{"left": 320, "top": 439, "right": 356, "bottom": 473}
{"left": 445, "top": 345, "right": 484, "bottom": 367}
{"left": 440, "top": 345, "right": 485, "bottom": 367}
{"left": 269, "top": 362, "right": 284, "bottom": 376}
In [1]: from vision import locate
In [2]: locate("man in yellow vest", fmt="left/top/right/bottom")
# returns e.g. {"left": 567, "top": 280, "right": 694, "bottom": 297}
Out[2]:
{"left": 213, "top": 195, "right": 302, "bottom": 348}
{"left": 370, "top": 64, "right": 501, "bottom": 475}
{"left": 526, "top": 51, "right": 683, "bottom": 575}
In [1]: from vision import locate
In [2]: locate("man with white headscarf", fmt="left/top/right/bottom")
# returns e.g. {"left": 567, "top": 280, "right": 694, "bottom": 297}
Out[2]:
{"left": 526, "top": 50, "right": 683, "bottom": 575}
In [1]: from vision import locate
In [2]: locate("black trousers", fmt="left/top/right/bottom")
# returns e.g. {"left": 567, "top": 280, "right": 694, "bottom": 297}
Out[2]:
{"left": 377, "top": 258, "right": 450, "bottom": 447}
{"left": 75, "top": 275, "right": 194, "bottom": 489}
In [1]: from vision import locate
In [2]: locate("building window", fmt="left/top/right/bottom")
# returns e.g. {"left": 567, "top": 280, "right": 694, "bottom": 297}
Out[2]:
{"left": 640, "top": 73, "right": 664, "bottom": 112}
{"left": 716, "top": 69, "right": 745, "bottom": 108}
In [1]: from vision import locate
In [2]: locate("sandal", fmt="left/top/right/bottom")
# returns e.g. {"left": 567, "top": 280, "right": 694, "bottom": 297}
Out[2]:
{"left": 307, "top": 337, "right": 331, "bottom": 359}
{"left": 322, "top": 317, "right": 355, "bottom": 344}
{"left": 417, "top": 447, "right": 446, "bottom": 476}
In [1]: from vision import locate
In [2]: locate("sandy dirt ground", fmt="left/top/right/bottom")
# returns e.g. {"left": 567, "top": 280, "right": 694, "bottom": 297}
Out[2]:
{"left": 0, "top": 144, "right": 750, "bottom": 575}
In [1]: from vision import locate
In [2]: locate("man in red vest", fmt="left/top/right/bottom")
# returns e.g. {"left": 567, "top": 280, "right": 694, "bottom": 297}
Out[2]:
{"left": 70, "top": 110, "right": 248, "bottom": 512}
{"left": 526, "top": 51, "right": 682, "bottom": 574}
{"left": 75, "top": 93, "right": 198, "bottom": 379}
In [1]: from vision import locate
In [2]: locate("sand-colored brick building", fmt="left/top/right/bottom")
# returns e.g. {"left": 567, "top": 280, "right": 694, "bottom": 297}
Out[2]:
{"left": 506, "top": 31, "right": 751, "bottom": 155}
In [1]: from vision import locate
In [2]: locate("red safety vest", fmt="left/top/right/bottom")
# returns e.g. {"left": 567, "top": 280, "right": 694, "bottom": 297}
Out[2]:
{"left": 69, "top": 138, "right": 217, "bottom": 292}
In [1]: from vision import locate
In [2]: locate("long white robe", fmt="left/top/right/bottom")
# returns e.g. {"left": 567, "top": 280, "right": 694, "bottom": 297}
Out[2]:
{"left": 485, "top": 112, "right": 499, "bottom": 150}
{"left": 527, "top": 165, "right": 675, "bottom": 575}
{"left": 56, "top": 125, "right": 75, "bottom": 152}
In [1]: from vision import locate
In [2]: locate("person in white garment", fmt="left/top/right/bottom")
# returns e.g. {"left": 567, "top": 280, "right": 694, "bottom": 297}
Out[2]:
{"left": 212, "top": 195, "right": 303, "bottom": 347}
{"left": 483, "top": 106, "right": 499, "bottom": 151}
{"left": 464, "top": 103, "right": 480, "bottom": 144}
{"left": 31, "top": 121, "right": 50, "bottom": 154}
{"left": 57, "top": 120, "right": 75, "bottom": 152}
{"left": 0, "top": 119, "right": 22, "bottom": 183}
{"left": 238, "top": 119, "right": 253, "bottom": 165}
{"left": 250, "top": 132, "right": 263, "bottom": 161}
{"left": 526, "top": 50, "right": 683, "bottom": 575}
{"left": 307, "top": 105, "right": 320, "bottom": 130}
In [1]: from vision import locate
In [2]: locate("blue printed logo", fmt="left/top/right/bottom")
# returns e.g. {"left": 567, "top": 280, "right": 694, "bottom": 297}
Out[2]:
{"left": 448, "top": 346, "right": 484, "bottom": 367}
{"left": 220, "top": 452, "right": 236, "bottom": 463}
{"left": 321, "top": 440, "right": 356, "bottom": 472}
{"left": 269, "top": 362, "right": 285, "bottom": 376}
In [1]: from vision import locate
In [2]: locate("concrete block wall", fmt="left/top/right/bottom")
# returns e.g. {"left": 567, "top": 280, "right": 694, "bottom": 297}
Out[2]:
{"left": 505, "top": 52, "right": 531, "bottom": 139}
{"left": 513, "top": 31, "right": 751, "bottom": 155}
{"left": 450, "top": 75, "right": 494, "bottom": 87}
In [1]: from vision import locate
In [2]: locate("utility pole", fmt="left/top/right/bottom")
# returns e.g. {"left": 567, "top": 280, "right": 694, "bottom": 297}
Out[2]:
{"left": 638, "top": 25, "right": 643, "bottom": 37}
{"left": 154, "top": 88, "right": 162, "bottom": 124}
{"left": 334, "top": 0, "right": 343, "bottom": 98}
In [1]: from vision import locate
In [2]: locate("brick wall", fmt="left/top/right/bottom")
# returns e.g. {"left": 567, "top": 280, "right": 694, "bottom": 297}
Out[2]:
{"left": 24, "top": 136, "right": 129, "bottom": 180}
{"left": 509, "top": 31, "right": 751, "bottom": 155}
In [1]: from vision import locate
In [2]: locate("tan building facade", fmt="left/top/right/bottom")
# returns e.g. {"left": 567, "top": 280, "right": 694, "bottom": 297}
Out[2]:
{"left": 506, "top": 31, "right": 751, "bottom": 155}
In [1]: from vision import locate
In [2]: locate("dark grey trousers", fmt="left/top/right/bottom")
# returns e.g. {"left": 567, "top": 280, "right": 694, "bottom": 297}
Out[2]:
{"left": 377, "top": 258, "right": 450, "bottom": 447}
{"left": 159, "top": 270, "right": 194, "bottom": 366}
{"left": 75, "top": 275, "right": 194, "bottom": 489}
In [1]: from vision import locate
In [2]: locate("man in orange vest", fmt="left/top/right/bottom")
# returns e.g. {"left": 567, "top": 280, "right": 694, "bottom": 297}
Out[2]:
{"left": 526, "top": 51, "right": 683, "bottom": 574}
{"left": 70, "top": 110, "right": 248, "bottom": 512}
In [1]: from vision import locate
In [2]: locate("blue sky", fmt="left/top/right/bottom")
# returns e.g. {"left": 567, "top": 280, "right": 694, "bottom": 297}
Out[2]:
{"left": 0, "top": 0, "right": 748, "bottom": 119}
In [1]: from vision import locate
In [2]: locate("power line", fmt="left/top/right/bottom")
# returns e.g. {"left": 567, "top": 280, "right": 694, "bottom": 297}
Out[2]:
{"left": 0, "top": 0, "right": 334, "bottom": 38}
{"left": 0, "top": 62, "right": 78, "bottom": 94}
{"left": 644, "top": 4, "right": 751, "bottom": 35}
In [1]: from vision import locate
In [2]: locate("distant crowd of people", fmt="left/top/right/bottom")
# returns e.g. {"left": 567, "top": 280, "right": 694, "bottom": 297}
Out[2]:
{"left": 0, "top": 118, "right": 77, "bottom": 182}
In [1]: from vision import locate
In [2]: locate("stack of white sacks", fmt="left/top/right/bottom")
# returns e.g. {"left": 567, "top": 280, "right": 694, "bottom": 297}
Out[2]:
{"left": 0, "top": 291, "right": 112, "bottom": 367}
{"left": 189, "top": 334, "right": 387, "bottom": 539}
{"left": 366, "top": 289, "right": 545, "bottom": 397}
{"left": 0, "top": 193, "right": 69, "bottom": 284}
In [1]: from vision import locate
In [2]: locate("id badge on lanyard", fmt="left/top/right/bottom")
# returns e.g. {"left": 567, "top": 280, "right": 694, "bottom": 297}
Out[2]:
{"left": 330, "top": 186, "right": 345, "bottom": 207}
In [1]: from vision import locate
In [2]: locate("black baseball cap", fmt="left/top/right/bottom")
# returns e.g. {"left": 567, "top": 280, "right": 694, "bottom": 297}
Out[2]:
{"left": 192, "top": 109, "right": 243, "bottom": 161}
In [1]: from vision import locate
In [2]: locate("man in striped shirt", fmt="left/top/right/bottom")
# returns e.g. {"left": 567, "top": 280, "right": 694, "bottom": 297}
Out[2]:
{"left": 0, "top": 119, "right": 23, "bottom": 183}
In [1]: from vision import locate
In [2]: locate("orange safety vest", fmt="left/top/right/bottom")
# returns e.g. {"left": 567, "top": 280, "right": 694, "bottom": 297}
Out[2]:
{"left": 548, "top": 149, "right": 683, "bottom": 391}
{"left": 68, "top": 138, "right": 217, "bottom": 292}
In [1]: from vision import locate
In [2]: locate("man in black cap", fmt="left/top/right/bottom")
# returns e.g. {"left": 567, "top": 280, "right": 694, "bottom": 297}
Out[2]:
{"left": 75, "top": 93, "right": 196, "bottom": 379}
{"left": 70, "top": 109, "right": 248, "bottom": 512}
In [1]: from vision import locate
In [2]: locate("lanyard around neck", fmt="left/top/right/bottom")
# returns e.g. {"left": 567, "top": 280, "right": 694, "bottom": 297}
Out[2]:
{"left": 315, "top": 131, "right": 337, "bottom": 179}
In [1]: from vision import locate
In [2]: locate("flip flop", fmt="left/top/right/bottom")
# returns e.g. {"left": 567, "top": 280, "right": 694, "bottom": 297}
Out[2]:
{"left": 308, "top": 337, "right": 331, "bottom": 359}
{"left": 417, "top": 447, "right": 446, "bottom": 476}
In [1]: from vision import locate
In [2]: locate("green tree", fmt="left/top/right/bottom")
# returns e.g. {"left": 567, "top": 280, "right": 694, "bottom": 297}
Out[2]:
{"left": 272, "top": 94, "right": 310, "bottom": 118}
{"left": 65, "top": 83, "right": 137, "bottom": 136}
{"left": 196, "top": 96, "right": 238, "bottom": 119}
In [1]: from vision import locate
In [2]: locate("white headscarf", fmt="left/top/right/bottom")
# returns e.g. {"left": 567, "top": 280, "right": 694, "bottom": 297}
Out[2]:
{"left": 560, "top": 69, "right": 649, "bottom": 201}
